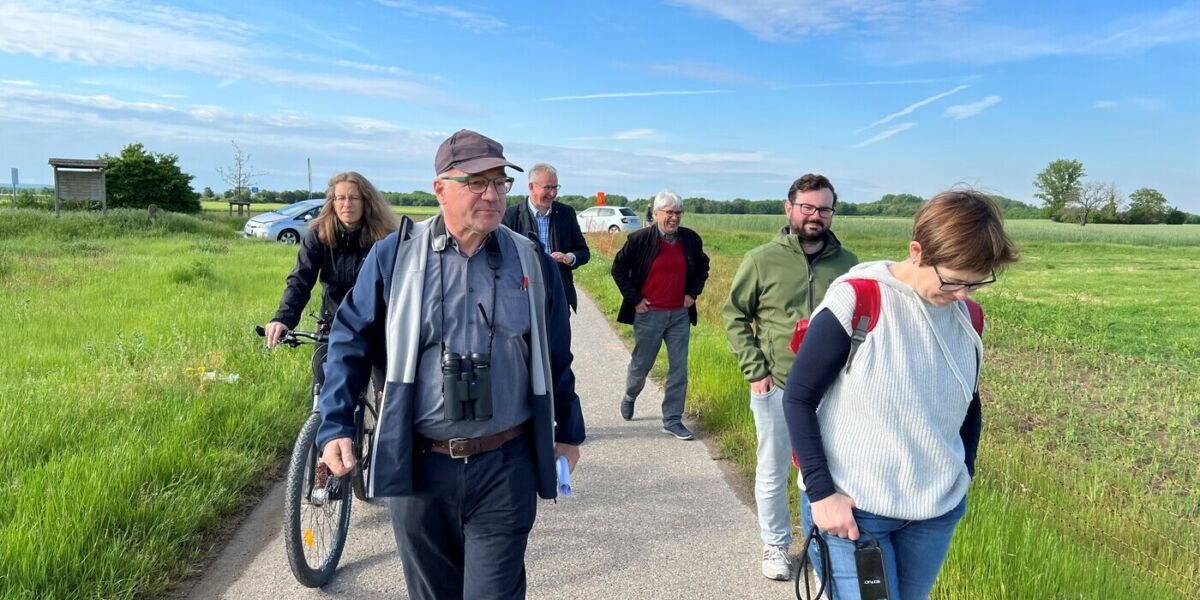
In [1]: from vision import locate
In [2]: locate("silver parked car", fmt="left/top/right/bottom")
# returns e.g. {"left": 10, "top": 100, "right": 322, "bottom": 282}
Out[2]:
{"left": 241, "top": 199, "right": 324, "bottom": 243}
{"left": 577, "top": 206, "right": 641, "bottom": 233}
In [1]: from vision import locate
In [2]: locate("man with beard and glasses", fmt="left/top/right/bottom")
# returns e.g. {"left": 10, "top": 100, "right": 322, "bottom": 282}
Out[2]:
{"left": 722, "top": 173, "right": 858, "bottom": 581}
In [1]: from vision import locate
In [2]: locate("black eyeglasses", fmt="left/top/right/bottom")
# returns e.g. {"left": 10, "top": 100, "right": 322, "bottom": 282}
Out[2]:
{"left": 790, "top": 202, "right": 835, "bottom": 218}
{"left": 534, "top": 183, "right": 561, "bottom": 193}
{"left": 440, "top": 176, "right": 514, "bottom": 195}
{"left": 933, "top": 265, "right": 996, "bottom": 292}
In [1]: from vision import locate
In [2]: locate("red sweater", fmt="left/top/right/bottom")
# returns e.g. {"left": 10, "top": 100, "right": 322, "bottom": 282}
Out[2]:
{"left": 640, "top": 238, "right": 686, "bottom": 310}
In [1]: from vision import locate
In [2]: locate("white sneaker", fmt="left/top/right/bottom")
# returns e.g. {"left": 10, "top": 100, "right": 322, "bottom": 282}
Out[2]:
{"left": 761, "top": 544, "right": 792, "bottom": 580}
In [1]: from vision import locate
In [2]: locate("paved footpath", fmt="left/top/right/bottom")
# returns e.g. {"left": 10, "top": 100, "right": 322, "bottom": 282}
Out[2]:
{"left": 189, "top": 289, "right": 796, "bottom": 599}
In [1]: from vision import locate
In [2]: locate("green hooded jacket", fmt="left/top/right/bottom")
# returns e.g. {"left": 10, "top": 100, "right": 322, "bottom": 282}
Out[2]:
{"left": 722, "top": 227, "right": 859, "bottom": 386}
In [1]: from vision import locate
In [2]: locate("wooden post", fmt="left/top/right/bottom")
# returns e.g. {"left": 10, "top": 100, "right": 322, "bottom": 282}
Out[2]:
{"left": 100, "top": 167, "right": 107, "bottom": 215}
{"left": 53, "top": 165, "right": 60, "bottom": 216}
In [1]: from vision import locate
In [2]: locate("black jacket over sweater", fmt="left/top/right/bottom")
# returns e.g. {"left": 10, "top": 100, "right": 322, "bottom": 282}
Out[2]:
{"left": 502, "top": 201, "right": 591, "bottom": 311}
{"left": 272, "top": 226, "right": 374, "bottom": 329}
{"left": 610, "top": 226, "right": 710, "bottom": 325}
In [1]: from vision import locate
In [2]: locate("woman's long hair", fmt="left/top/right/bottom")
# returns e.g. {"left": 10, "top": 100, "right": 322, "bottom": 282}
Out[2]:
{"left": 311, "top": 171, "right": 399, "bottom": 248}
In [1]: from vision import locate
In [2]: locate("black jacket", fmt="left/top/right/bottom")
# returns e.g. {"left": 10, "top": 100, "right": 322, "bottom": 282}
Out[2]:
{"left": 272, "top": 226, "right": 374, "bottom": 329}
{"left": 610, "top": 226, "right": 710, "bottom": 325}
{"left": 502, "top": 201, "right": 591, "bottom": 311}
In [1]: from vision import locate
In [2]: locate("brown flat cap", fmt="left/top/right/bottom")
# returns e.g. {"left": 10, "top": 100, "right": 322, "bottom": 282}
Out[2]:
{"left": 434, "top": 129, "right": 523, "bottom": 174}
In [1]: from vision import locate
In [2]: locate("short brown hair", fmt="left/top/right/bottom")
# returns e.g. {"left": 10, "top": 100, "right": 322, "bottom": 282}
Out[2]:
{"left": 311, "top": 171, "right": 399, "bottom": 248}
{"left": 913, "top": 188, "right": 1018, "bottom": 273}
{"left": 788, "top": 174, "right": 838, "bottom": 206}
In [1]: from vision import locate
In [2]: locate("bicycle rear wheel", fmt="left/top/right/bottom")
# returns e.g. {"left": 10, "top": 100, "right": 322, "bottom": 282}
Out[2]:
{"left": 352, "top": 378, "right": 381, "bottom": 502}
{"left": 283, "top": 412, "right": 352, "bottom": 588}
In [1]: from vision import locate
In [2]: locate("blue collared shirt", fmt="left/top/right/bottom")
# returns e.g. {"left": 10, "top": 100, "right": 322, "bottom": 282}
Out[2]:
{"left": 528, "top": 199, "right": 552, "bottom": 254}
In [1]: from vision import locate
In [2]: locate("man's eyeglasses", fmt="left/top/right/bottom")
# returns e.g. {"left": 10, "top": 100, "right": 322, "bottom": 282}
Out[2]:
{"left": 534, "top": 184, "right": 561, "bottom": 193}
{"left": 933, "top": 265, "right": 996, "bottom": 292}
{"left": 790, "top": 202, "right": 835, "bottom": 218}
{"left": 440, "top": 175, "right": 514, "bottom": 195}
{"left": 656, "top": 209, "right": 684, "bottom": 217}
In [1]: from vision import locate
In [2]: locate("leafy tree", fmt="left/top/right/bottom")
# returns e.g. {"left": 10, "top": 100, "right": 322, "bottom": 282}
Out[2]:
{"left": 100, "top": 143, "right": 199, "bottom": 213}
{"left": 987, "top": 194, "right": 1042, "bottom": 219}
{"left": 1033, "top": 159, "right": 1086, "bottom": 221}
{"left": 1126, "top": 188, "right": 1169, "bottom": 224}
{"left": 1073, "top": 181, "right": 1120, "bottom": 226}
{"left": 1164, "top": 208, "right": 1188, "bottom": 225}
{"left": 201, "top": 186, "right": 215, "bottom": 199}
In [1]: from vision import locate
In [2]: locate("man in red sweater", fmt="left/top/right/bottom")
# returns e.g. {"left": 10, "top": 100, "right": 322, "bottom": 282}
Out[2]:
{"left": 610, "top": 190, "right": 711, "bottom": 440}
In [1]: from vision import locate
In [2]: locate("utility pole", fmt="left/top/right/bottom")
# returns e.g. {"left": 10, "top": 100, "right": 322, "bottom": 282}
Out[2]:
{"left": 307, "top": 158, "right": 312, "bottom": 199}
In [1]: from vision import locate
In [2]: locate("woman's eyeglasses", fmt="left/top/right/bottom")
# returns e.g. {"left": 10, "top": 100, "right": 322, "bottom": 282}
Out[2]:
{"left": 933, "top": 265, "right": 996, "bottom": 292}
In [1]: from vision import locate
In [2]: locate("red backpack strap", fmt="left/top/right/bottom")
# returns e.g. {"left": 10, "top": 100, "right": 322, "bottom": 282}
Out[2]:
{"left": 964, "top": 299, "right": 985, "bottom": 336}
{"left": 843, "top": 279, "right": 881, "bottom": 372}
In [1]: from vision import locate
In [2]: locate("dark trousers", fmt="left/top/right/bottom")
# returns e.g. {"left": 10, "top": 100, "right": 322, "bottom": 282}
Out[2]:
{"left": 389, "top": 433, "right": 538, "bottom": 600}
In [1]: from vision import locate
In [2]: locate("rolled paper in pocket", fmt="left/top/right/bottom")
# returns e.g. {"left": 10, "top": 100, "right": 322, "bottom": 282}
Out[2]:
{"left": 556, "top": 455, "right": 573, "bottom": 497}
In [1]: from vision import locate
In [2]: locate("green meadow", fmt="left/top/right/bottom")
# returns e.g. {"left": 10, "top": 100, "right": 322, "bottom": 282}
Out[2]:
{"left": 0, "top": 206, "right": 1196, "bottom": 598}
{"left": 576, "top": 216, "right": 1200, "bottom": 598}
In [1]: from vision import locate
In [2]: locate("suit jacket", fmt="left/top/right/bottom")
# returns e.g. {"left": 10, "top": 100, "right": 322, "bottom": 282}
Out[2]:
{"left": 503, "top": 201, "right": 591, "bottom": 311}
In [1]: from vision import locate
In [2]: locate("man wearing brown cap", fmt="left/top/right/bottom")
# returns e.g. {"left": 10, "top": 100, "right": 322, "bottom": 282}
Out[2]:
{"left": 315, "top": 129, "right": 585, "bottom": 599}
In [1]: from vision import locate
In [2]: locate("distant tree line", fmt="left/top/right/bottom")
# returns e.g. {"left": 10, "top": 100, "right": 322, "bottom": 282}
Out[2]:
{"left": 31, "top": 142, "right": 1197, "bottom": 224}
{"left": 1033, "top": 159, "right": 1197, "bottom": 225}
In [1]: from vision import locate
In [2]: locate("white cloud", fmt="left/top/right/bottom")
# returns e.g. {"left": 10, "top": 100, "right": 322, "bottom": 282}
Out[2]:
{"left": 667, "top": 0, "right": 969, "bottom": 42}
{"left": 636, "top": 62, "right": 765, "bottom": 86}
{"left": 0, "top": 1, "right": 466, "bottom": 107}
{"left": 858, "top": 85, "right": 969, "bottom": 132}
{"left": 615, "top": 129, "right": 657, "bottom": 140}
{"left": 375, "top": 0, "right": 507, "bottom": 33}
{"left": 653, "top": 151, "right": 766, "bottom": 164}
{"left": 1092, "top": 97, "right": 1164, "bottom": 111}
{"left": 159, "top": 93, "right": 187, "bottom": 100}
{"left": 0, "top": 79, "right": 34, "bottom": 86}
{"left": 944, "top": 95, "right": 1001, "bottom": 119}
{"left": 540, "top": 90, "right": 729, "bottom": 102}
{"left": 853, "top": 122, "right": 916, "bottom": 148}
{"left": 858, "top": 5, "right": 1200, "bottom": 65}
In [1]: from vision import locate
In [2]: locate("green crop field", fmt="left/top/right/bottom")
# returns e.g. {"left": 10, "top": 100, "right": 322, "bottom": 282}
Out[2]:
{"left": 0, "top": 207, "right": 1196, "bottom": 598}
{"left": 575, "top": 215, "right": 1200, "bottom": 598}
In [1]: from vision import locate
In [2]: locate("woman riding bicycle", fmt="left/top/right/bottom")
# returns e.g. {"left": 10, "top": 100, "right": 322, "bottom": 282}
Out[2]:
{"left": 264, "top": 171, "right": 399, "bottom": 377}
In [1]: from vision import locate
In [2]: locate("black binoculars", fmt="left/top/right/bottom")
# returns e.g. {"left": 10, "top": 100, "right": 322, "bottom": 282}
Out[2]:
{"left": 441, "top": 351, "right": 493, "bottom": 421}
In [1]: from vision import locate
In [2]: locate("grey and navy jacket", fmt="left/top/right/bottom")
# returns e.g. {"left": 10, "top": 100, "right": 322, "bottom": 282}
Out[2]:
{"left": 315, "top": 217, "right": 586, "bottom": 500}
{"left": 502, "top": 200, "right": 590, "bottom": 312}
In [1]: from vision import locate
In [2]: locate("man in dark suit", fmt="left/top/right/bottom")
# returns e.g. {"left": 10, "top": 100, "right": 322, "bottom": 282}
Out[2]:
{"left": 502, "top": 163, "right": 591, "bottom": 313}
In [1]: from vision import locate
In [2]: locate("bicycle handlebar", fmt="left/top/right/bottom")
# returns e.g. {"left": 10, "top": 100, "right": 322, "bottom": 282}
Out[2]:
{"left": 255, "top": 325, "right": 325, "bottom": 347}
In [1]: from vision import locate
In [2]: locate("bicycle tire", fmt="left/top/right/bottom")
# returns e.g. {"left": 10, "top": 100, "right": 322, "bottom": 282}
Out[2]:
{"left": 352, "top": 378, "right": 379, "bottom": 502}
{"left": 283, "top": 412, "right": 352, "bottom": 588}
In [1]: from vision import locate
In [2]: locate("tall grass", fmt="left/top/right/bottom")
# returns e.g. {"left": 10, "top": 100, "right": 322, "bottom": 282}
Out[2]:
{"left": 0, "top": 213, "right": 313, "bottom": 599}
{"left": 575, "top": 223, "right": 1200, "bottom": 598}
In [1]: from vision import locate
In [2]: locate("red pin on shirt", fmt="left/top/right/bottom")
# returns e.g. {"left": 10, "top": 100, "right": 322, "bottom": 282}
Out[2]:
{"left": 521, "top": 275, "right": 529, "bottom": 291}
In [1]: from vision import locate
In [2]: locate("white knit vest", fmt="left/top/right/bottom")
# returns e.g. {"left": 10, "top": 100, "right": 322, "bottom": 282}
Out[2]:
{"left": 799, "top": 261, "right": 983, "bottom": 520}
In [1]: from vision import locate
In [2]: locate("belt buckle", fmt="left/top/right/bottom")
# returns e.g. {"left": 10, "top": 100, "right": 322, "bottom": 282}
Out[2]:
{"left": 447, "top": 438, "right": 471, "bottom": 459}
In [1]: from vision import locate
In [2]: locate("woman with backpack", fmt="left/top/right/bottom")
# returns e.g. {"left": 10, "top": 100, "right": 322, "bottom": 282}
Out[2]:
{"left": 263, "top": 172, "right": 399, "bottom": 379}
{"left": 784, "top": 189, "right": 1018, "bottom": 599}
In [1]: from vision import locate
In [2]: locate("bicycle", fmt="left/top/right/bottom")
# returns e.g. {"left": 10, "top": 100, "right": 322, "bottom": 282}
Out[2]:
{"left": 256, "top": 320, "right": 380, "bottom": 588}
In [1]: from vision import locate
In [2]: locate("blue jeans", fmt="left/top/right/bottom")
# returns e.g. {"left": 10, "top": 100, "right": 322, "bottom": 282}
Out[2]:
{"left": 800, "top": 493, "right": 967, "bottom": 600}
{"left": 750, "top": 385, "right": 792, "bottom": 547}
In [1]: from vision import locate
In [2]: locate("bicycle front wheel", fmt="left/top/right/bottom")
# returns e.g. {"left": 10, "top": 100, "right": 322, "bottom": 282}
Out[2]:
{"left": 283, "top": 412, "right": 352, "bottom": 588}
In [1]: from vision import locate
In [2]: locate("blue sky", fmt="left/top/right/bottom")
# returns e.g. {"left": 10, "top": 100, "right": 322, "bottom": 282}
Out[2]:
{"left": 2, "top": 0, "right": 1198, "bottom": 211}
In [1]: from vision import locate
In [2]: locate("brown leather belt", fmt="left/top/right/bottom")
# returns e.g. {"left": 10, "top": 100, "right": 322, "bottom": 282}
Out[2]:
{"left": 425, "top": 424, "right": 526, "bottom": 459}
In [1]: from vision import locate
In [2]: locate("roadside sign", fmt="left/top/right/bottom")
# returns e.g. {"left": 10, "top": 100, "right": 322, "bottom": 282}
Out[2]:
{"left": 251, "top": 186, "right": 260, "bottom": 194}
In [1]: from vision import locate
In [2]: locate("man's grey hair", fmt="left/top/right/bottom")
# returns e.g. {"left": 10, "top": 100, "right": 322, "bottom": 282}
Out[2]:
{"left": 652, "top": 190, "right": 683, "bottom": 212}
{"left": 528, "top": 163, "right": 557, "bottom": 182}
